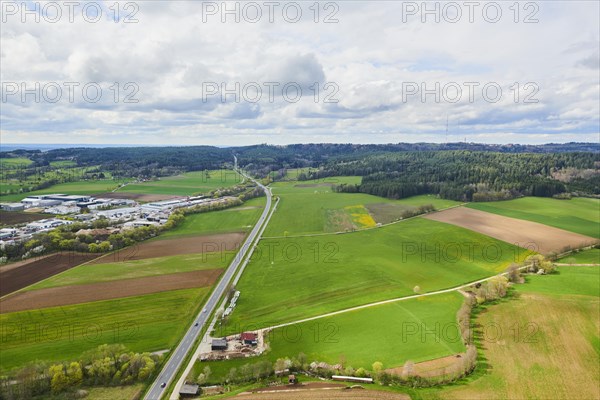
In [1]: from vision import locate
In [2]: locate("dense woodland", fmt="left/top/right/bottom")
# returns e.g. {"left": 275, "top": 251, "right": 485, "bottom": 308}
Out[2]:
{"left": 1, "top": 143, "right": 598, "bottom": 202}
{"left": 324, "top": 151, "right": 599, "bottom": 201}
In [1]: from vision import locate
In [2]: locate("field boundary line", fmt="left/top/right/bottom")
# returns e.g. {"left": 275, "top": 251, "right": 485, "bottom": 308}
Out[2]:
{"left": 554, "top": 263, "right": 600, "bottom": 266}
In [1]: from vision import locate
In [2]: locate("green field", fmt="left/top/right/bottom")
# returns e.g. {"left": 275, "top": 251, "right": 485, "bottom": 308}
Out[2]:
{"left": 117, "top": 169, "right": 243, "bottom": 196}
{"left": 468, "top": 197, "right": 600, "bottom": 239}
{"left": 520, "top": 266, "right": 600, "bottom": 297}
{"left": 160, "top": 197, "right": 266, "bottom": 239}
{"left": 0, "top": 157, "right": 33, "bottom": 167}
{"left": 84, "top": 384, "right": 144, "bottom": 400}
{"left": 266, "top": 292, "right": 465, "bottom": 368}
{"left": 26, "top": 252, "right": 231, "bottom": 290}
{"left": 558, "top": 248, "right": 600, "bottom": 264}
{"left": 204, "top": 292, "right": 465, "bottom": 383}
{"left": 0, "top": 179, "right": 125, "bottom": 202}
{"left": 266, "top": 178, "right": 461, "bottom": 236}
{"left": 223, "top": 217, "right": 531, "bottom": 333}
{"left": 424, "top": 267, "right": 600, "bottom": 400}
{"left": 0, "top": 288, "right": 210, "bottom": 372}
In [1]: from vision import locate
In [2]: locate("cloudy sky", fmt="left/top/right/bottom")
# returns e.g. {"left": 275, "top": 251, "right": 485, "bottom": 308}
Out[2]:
{"left": 1, "top": 0, "right": 599, "bottom": 145}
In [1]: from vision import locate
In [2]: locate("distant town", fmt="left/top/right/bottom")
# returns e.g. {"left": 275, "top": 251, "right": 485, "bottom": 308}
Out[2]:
{"left": 0, "top": 193, "right": 237, "bottom": 248}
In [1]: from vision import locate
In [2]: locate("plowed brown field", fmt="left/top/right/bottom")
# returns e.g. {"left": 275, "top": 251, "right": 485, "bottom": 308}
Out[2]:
{"left": 0, "top": 268, "right": 222, "bottom": 313}
{"left": 90, "top": 233, "right": 245, "bottom": 264}
{"left": 0, "top": 253, "right": 99, "bottom": 297}
{"left": 424, "top": 207, "right": 596, "bottom": 254}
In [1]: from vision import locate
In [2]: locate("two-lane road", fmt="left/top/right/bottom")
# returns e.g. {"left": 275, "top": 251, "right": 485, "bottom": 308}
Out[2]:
{"left": 145, "top": 170, "right": 272, "bottom": 400}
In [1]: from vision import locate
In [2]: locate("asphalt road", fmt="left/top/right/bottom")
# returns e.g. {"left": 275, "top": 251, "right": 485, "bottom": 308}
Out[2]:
{"left": 144, "top": 171, "right": 272, "bottom": 400}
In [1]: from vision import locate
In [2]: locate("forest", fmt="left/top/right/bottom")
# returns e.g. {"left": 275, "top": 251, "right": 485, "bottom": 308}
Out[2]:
{"left": 1, "top": 143, "right": 598, "bottom": 202}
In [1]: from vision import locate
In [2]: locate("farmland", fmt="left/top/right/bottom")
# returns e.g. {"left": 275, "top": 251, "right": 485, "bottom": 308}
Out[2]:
{"left": 265, "top": 292, "right": 466, "bottom": 369}
{"left": 90, "top": 232, "right": 245, "bottom": 263}
{"left": 468, "top": 197, "right": 600, "bottom": 239}
{"left": 265, "top": 178, "right": 461, "bottom": 236}
{"left": 557, "top": 248, "right": 600, "bottom": 264}
{"left": 425, "top": 206, "right": 596, "bottom": 254}
{"left": 203, "top": 292, "right": 465, "bottom": 384}
{"left": 160, "top": 197, "right": 266, "bottom": 238}
{"left": 223, "top": 217, "right": 531, "bottom": 333}
{"left": 0, "top": 179, "right": 125, "bottom": 201}
{"left": 425, "top": 267, "right": 600, "bottom": 400}
{"left": 26, "top": 251, "right": 231, "bottom": 290}
{"left": 0, "top": 253, "right": 99, "bottom": 296}
{"left": 0, "top": 210, "right": 49, "bottom": 226}
{"left": 0, "top": 287, "right": 210, "bottom": 372}
{"left": 116, "top": 169, "right": 243, "bottom": 196}
{"left": 0, "top": 157, "right": 33, "bottom": 167}
{"left": 1, "top": 269, "right": 222, "bottom": 312}
{"left": 83, "top": 384, "right": 144, "bottom": 400}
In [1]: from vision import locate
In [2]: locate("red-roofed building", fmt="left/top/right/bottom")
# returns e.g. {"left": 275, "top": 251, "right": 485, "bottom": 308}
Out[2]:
{"left": 241, "top": 332, "right": 257, "bottom": 346}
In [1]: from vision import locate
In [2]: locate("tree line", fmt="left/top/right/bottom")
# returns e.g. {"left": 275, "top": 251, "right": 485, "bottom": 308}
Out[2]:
{"left": 0, "top": 344, "right": 159, "bottom": 400}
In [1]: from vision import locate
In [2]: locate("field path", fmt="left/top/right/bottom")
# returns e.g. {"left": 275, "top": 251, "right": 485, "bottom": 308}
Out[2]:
{"left": 256, "top": 265, "right": 533, "bottom": 334}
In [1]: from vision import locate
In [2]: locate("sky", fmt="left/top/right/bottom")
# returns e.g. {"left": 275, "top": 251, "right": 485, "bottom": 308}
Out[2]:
{"left": 1, "top": 0, "right": 599, "bottom": 146}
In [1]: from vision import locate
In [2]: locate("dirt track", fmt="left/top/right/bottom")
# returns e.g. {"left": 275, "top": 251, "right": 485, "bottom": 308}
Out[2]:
{"left": 0, "top": 269, "right": 222, "bottom": 313}
{"left": 0, "top": 253, "right": 98, "bottom": 297}
{"left": 236, "top": 387, "right": 410, "bottom": 399}
{"left": 424, "top": 207, "right": 597, "bottom": 255}
{"left": 90, "top": 233, "right": 245, "bottom": 264}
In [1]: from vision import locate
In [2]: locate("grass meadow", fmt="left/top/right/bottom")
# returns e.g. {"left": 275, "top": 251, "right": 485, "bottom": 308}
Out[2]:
{"left": 467, "top": 197, "right": 600, "bottom": 239}
{"left": 223, "top": 217, "right": 531, "bottom": 333}
{"left": 421, "top": 267, "right": 599, "bottom": 400}
{"left": 0, "top": 157, "right": 33, "bottom": 167}
{"left": 159, "top": 197, "right": 266, "bottom": 239}
{"left": 0, "top": 288, "right": 210, "bottom": 372}
{"left": 558, "top": 248, "right": 600, "bottom": 264}
{"left": 117, "top": 169, "right": 243, "bottom": 196}
{"left": 0, "top": 180, "right": 125, "bottom": 201}
{"left": 202, "top": 292, "right": 465, "bottom": 383}
{"left": 265, "top": 179, "right": 461, "bottom": 236}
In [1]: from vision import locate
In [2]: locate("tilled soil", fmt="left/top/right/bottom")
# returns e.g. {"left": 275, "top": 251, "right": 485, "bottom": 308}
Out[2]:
{"left": 424, "top": 207, "right": 596, "bottom": 255}
{"left": 0, "top": 268, "right": 222, "bottom": 313}
{"left": 89, "top": 233, "right": 246, "bottom": 264}
{"left": 0, "top": 253, "right": 99, "bottom": 297}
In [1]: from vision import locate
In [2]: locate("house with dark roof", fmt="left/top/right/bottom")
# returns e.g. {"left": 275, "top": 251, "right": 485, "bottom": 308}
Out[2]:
{"left": 211, "top": 338, "right": 227, "bottom": 351}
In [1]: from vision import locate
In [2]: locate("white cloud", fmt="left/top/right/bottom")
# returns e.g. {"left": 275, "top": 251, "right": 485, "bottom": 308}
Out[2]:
{"left": 1, "top": 0, "right": 598, "bottom": 145}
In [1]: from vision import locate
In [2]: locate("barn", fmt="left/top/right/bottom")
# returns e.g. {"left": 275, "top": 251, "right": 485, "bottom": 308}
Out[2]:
{"left": 211, "top": 338, "right": 227, "bottom": 351}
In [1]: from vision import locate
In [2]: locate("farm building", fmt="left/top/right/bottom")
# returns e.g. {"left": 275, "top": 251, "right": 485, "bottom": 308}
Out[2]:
{"left": 211, "top": 338, "right": 227, "bottom": 351}
{"left": 179, "top": 384, "right": 199, "bottom": 398}
{"left": 241, "top": 332, "right": 258, "bottom": 346}
{"left": 0, "top": 203, "right": 25, "bottom": 212}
